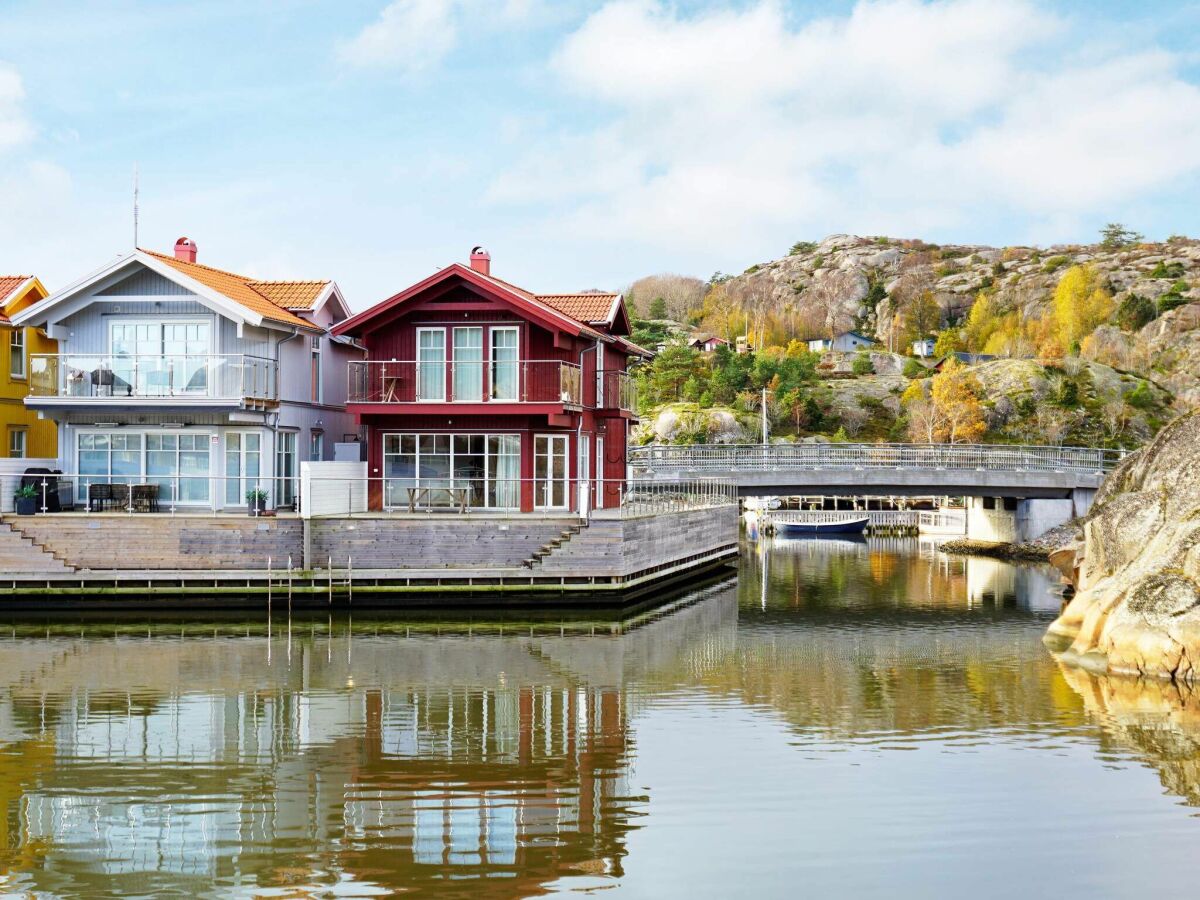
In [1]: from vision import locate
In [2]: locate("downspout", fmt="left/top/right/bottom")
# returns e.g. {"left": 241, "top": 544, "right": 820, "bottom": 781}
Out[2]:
{"left": 273, "top": 327, "right": 304, "bottom": 509}
{"left": 577, "top": 340, "right": 598, "bottom": 522}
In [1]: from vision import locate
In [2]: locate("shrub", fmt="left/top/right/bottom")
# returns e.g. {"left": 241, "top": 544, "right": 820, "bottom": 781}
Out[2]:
{"left": 1115, "top": 293, "right": 1156, "bottom": 331}
{"left": 1149, "top": 260, "right": 1186, "bottom": 279}
{"left": 1126, "top": 381, "right": 1154, "bottom": 409}
{"left": 744, "top": 264, "right": 761, "bottom": 274}
{"left": 1158, "top": 292, "right": 1188, "bottom": 313}
{"left": 851, "top": 352, "right": 874, "bottom": 376}
{"left": 935, "top": 263, "right": 959, "bottom": 278}
{"left": 902, "top": 358, "right": 925, "bottom": 378}
{"left": 1042, "top": 255, "right": 1071, "bottom": 273}
{"left": 789, "top": 241, "right": 817, "bottom": 255}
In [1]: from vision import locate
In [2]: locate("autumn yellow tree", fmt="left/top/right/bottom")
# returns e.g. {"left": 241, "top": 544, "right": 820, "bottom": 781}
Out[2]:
{"left": 931, "top": 360, "right": 987, "bottom": 443}
{"left": 1053, "top": 265, "right": 1113, "bottom": 353}
{"left": 902, "top": 360, "right": 987, "bottom": 443}
{"left": 963, "top": 292, "right": 999, "bottom": 351}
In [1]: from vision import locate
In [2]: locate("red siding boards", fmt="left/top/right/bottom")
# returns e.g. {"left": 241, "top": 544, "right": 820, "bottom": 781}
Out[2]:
{"left": 334, "top": 259, "right": 639, "bottom": 513}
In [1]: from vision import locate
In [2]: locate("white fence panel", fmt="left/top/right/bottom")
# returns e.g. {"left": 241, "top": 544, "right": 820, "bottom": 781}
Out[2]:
{"left": 0, "top": 458, "right": 59, "bottom": 513}
{"left": 300, "top": 461, "right": 367, "bottom": 519}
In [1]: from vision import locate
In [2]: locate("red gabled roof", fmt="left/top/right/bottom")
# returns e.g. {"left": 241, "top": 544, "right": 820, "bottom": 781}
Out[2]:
{"left": 335, "top": 262, "right": 623, "bottom": 341}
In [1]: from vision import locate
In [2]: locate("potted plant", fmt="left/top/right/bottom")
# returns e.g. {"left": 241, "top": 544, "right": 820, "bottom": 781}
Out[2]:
{"left": 245, "top": 487, "right": 269, "bottom": 516}
{"left": 14, "top": 484, "right": 39, "bottom": 516}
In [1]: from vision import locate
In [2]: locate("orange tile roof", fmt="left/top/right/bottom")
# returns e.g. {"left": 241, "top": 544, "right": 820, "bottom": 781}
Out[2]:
{"left": 248, "top": 280, "right": 329, "bottom": 311}
{"left": 141, "top": 250, "right": 318, "bottom": 329}
{"left": 471, "top": 269, "right": 619, "bottom": 324}
{"left": 537, "top": 292, "right": 619, "bottom": 324}
{"left": 0, "top": 275, "right": 32, "bottom": 306}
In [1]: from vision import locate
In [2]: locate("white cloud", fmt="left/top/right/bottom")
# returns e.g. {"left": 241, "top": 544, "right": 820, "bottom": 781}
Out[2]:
{"left": 488, "top": 0, "right": 1200, "bottom": 257}
{"left": 0, "top": 62, "right": 34, "bottom": 151}
{"left": 336, "top": 0, "right": 460, "bottom": 72}
{"left": 336, "top": 0, "right": 547, "bottom": 72}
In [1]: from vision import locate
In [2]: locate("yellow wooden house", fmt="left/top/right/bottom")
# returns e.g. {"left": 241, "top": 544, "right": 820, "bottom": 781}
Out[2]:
{"left": 0, "top": 276, "right": 57, "bottom": 459}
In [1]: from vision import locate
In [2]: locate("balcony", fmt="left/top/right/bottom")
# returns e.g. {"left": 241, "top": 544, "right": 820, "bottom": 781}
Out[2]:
{"left": 595, "top": 370, "right": 637, "bottom": 416}
{"left": 347, "top": 360, "right": 582, "bottom": 411}
{"left": 28, "top": 354, "right": 278, "bottom": 407}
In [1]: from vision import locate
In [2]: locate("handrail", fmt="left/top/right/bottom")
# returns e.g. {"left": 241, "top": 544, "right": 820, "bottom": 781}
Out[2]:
{"left": 629, "top": 442, "right": 1123, "bottom": 475}
{"left": 346, "top": 359, "right": 583, "bottom": 406}
{"left": 29, "top": 353, "right": 278, "bottom": 402}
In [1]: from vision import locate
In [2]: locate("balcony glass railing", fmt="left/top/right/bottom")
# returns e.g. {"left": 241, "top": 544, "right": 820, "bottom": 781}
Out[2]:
{"left": 348, "top": 360, "right": 582, "bottom": 406}
{"left": 597, "top": 370, "right": 636, "bottom": 412}
{"left": 29, "top": 354, "right": 278, "bottom": 402}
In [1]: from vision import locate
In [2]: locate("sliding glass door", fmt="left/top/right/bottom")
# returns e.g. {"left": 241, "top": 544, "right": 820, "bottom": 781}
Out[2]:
{"left": 417, "top": 328, "right": 446, "bottom": 401}
{"left": 534, "top": 435, "right": 569, "bottom": 510}
{"left": 490, "top": 327, "right": 519, "bottom": 401}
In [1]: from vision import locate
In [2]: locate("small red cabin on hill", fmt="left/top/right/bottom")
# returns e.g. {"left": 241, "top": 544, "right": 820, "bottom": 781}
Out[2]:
{"left": 332, "top": 248, "right": 649, "bottom": 513}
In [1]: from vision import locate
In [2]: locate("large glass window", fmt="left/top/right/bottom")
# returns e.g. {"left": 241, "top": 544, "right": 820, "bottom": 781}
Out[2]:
{"left": 452, "top": 327, "right": 483, "bottom": 402}
{"left": 147, "top": 433, "right": 211, "bottom": 504}
{"left": 77, "top": 433, "right": 142, "bottom": 502}
{"left": 417, "top": 328, "right": 446, "bottom": 401}
{"left": 383, "top": 433, "right": 522, "bottom": 510}
{"left": 225, "top": 433, "right": 262, "bottom": 505}
{"left": 109, "top": 320, "right": 211, "bottom": 395}
{"left": 490, "top": 327, "right": 519, "bottom": 401}
{"left": 534, "top": 435, "right": 569, "bottom": 510}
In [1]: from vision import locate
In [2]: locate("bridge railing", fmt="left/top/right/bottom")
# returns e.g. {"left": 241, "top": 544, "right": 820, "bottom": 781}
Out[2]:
{"left": 629, "top": 443, "right": 1122, "bottom": 475}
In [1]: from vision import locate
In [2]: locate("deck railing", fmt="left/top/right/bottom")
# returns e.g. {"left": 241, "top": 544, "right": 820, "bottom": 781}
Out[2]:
{"left": 619, "top": 477, "right": 737, "bottom": 519}
{"left": 630, "top": 443, "right": 1122, "bottom": 475}
{"left": 598, "top": 370, "right": 637, "bottom": 413}
{"left": 29, "top": 354, "right": 277, "bottom": 402}
{"left": 347, "top": 359, "right": 583, "bottom": 406}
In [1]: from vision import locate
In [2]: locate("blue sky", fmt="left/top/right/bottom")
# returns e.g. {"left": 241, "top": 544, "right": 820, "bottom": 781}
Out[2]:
{"left": 2, "top": 0, "right": 1200, "bottom": 310}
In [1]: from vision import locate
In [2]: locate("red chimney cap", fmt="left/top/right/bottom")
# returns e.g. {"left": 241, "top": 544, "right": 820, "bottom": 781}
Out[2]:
{"left": 174, "top": 237, "right": 198, "bottom": 263}
{"left": 469, "top": 246, "right": 491, "bottom": 275}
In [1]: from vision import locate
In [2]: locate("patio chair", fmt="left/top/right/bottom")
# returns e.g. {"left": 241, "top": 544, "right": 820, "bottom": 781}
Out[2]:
{"left": 110, "top": 483, "right": 131, "bottom": 511}
{"left": 88, "top": 483, "right": 113, "bottom": 512}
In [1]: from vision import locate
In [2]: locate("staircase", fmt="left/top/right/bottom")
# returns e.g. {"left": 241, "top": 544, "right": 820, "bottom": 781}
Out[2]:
{"left": 522, "top": 524, "right": 584, "bottom": 568}
{"left": 523, "top": 520, "right": 625, "bottom": 574}
{"left": 0, "top": 521, "right": 74, "bottom": 573}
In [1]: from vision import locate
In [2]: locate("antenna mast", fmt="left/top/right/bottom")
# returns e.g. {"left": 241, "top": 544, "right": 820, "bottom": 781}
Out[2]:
{"left": 133, "top": 163, "right": 139, "bottom": 248}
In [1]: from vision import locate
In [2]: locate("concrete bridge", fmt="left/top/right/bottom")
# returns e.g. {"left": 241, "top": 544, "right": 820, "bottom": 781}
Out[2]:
{"left": 629, "top": 443, "right": 1123, "bottom": 542}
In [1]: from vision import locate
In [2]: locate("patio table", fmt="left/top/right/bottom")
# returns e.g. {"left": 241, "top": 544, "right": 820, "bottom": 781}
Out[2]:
{"left": 406, "top": 486, "right": 470, "bottom": 514}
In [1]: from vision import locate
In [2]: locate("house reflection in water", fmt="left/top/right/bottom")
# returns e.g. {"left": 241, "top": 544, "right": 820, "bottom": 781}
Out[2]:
{"left": 0, "top": 596, "right": 737, "bottom": 897}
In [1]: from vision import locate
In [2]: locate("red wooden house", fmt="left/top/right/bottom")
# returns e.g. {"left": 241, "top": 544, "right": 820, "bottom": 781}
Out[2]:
{"left": 332, "top": 248, "right": 649, "bottom": 513}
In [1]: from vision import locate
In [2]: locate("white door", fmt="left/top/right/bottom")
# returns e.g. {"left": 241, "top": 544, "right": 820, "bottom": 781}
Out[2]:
{"left": 452, "top": 327, "right": 483, "bottom": 402}
{"left": 578, "top": 434, "right": 591, "bottom": 516}
{"left": 534, "top": 435, "right": 569, "bottom": 510}
{"left": 417, "top": 328, "right": 446, "bottom": 401}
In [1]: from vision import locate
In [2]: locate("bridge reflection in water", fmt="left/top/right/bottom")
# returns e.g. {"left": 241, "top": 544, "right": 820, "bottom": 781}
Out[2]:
{"left": 2, "top": 540, "right": 1200, "bottom": 897}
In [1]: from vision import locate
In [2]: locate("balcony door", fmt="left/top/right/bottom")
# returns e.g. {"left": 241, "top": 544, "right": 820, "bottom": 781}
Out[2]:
{"left": 416, "top": 328, "right": 446, "bottom": 401}
{"left": 490, "top": 327, "right": 519, "bottom": 401}
{"left": 452, "top": 327, "right": 483, "bottom": 402}
{"left": 109, "top": 320, "right": 210, "bottom": 396}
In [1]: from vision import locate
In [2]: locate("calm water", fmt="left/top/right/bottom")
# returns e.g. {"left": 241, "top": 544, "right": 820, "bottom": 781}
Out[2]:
{"left": 2, "top": 537, "right": 1200, "bottom": 899}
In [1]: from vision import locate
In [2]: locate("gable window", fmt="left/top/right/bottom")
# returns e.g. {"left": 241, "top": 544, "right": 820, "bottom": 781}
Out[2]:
{"left": 490, "top": 327, "right": 519, "bottom": 401}
{"left": 9, "top": 329, "right": 25, "bottom": 380}
{"left": 417, "top": 328, "right": 446, "bottom": 401}
{"left": 8, "top": 428, "right": 26, "bottom": 458}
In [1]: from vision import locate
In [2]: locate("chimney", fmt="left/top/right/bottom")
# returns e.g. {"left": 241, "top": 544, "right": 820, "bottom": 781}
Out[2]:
{"left": 174, "top": 237, "right": 198, "bottom": 263}
{"left": 469, "top": 245, "right": 491, "bottom": 276}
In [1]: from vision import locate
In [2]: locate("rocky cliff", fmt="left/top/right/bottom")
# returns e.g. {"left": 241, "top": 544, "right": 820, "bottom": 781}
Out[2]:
{"left": 1047, "top": 411, "right": 1200, "bottom": 682}
{"left": 726, "top": 233, "right": 1200, "bottom": 408}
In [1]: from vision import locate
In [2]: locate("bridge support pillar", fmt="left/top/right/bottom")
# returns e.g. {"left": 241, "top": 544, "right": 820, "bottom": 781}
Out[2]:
{"left": 965, "top": 496, "right": 1018, "bottom": 542}
{"left": 1071, "top": 488, "right": 1097, "bottom": 518}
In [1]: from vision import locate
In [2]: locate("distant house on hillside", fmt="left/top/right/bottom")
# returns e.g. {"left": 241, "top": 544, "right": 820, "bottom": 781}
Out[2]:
{"left": 911, "top": 337, "right": 937, "bottom": 358}
{"left": 734, "top": 335, "right": 752, "bottom": 355}
{"left": 808, "top": 330, "right": 877, "bottom": 353}
{"left": 934, "top": 351, "right": 997, "bottom": 370}
{"left": 687, "top": 333, "right": 730, "bottom": 353}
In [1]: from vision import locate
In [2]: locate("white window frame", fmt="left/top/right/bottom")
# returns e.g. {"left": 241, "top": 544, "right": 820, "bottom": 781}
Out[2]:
{"left": 224, "top": 431, "right": 264, "bottom": 506}
{"left": 416, "top": 327, "right": 447, "bottom": 402}
{"left": 534, "top": 434, "right": 570, "bottom": 511}
{"left": 489, "top": 326, "right": 520, "bottom": 402}
{"left": 9, "top": 329, "right": 25, "bottom": 380}
{"left": 452, "top": 326, "right": 484, "bottom": 403}
{"left": 595, "top": 435, "right": 605, "bottom": 509}
{"left": 8, "top": 428, "right": 27, "bottom": 458}
{"left": 145, "top": 430, "right": 214, "bottom": 506}
{"left": 595, "top": 342, "right": 604, "bottom": 407}
{"left": 381, "top": 431, "right": 522, "bottom": 511}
